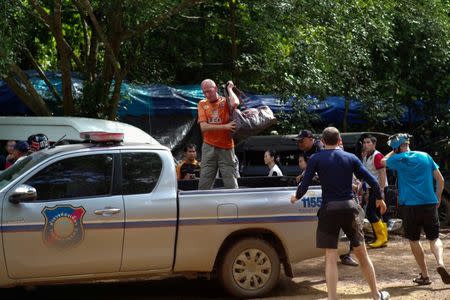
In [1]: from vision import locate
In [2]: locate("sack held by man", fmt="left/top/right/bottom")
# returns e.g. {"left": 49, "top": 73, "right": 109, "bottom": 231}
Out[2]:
{"left": 223, "top": 83, "right": 276, "bottom": 141}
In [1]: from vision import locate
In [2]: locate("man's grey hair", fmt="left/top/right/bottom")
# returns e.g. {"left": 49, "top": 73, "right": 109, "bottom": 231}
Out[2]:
{"left": 201, "top": 79, "right": 216, "bottom": 89}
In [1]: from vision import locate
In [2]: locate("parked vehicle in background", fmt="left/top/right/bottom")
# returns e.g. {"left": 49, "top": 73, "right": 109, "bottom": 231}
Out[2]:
{"left": 235, "top": 132, "right": 390, "bottom": 177}
{"left": 236, "top": 133, "right": 449, "bottom": 226}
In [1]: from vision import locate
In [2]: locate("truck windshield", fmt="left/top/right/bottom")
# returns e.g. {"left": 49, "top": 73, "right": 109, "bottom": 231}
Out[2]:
{"left": 0, "top": 152, "right": 49, "bottom": 190}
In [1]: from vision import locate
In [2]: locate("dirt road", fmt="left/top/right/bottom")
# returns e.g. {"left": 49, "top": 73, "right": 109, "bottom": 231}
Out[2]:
{"left": 278, "top": 230, "right": 450, "bottom": 299}
{"left": 5, "top": 231, "right": 450, "bottom": 299}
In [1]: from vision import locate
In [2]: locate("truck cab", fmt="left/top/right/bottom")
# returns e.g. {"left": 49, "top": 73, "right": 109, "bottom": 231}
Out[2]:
{"left": 0, "top": 138, "right": 178, "bottom": 280}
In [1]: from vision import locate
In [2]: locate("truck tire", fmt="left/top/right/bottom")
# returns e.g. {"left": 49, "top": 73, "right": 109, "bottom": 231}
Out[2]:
{"left": 219, "top": 238, "right": 280, "bottom": 299}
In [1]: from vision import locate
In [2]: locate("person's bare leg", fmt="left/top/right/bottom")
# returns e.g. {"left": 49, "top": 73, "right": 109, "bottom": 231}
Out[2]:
{"left": 352, "top": 244, "right": 380, "bottom": 300}
{"left": 430, "top": 238, "right": 450, "bottom": 284}
{"left": 325, "top": 249, "right": 338, "bottom": 300}
{"left": 409, "top": 240, "right": 429, "bottom": 277}
{"left": 429, "top": 238, "right": 445, "bottom": 267}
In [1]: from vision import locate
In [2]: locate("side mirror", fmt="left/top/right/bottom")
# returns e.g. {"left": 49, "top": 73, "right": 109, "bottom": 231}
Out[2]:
{"left": 9, "top": 184, "right": 37, "bottom": 204}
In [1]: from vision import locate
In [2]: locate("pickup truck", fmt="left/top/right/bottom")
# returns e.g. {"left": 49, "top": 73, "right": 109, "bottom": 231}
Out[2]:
{"left": 0, "top": 139, "right": 328, "bottom": 298}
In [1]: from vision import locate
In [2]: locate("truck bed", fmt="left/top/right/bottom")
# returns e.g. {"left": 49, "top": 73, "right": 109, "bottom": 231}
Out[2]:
{"left": 177, "top": 176, "right": 298, "bottom": 191}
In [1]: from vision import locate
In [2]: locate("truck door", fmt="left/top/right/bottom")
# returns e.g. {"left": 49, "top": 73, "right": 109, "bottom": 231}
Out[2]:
{"left": 119, "top": 151, "right": 177, "bottom": 272}
{"left": 2, "top": 152, "right": 124, "bottom": 279}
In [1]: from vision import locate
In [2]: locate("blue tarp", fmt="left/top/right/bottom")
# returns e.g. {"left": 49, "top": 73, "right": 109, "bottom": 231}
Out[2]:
{"left": 0, "top": 71, "right": 424, "bottom": 124}
{"left": 0, "top": 79, "right": 33, "bottom": 115}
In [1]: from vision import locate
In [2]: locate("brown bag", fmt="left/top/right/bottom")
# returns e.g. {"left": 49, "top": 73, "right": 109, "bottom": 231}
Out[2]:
{"left": 224, "top": 85, "right": 277, "bottom": 141}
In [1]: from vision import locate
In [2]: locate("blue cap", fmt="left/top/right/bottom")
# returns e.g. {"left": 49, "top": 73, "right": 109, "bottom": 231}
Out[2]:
{"left": 14, "top": 141, "right": 29, "bottom": 153}
{"left": 387, "top": 133, "right": 411, "bottom": 149}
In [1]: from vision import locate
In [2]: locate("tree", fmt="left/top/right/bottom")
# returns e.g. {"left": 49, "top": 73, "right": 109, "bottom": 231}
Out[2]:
{"left": 1, "top": 1, "right": 52, "bottom": 115}
{"left": 375, "top": 0, "right": 450, "bottom": 134}
{"left": 2, "top": 0, "right": 448, "bottom": 140}
{"left": 1, "top": 0, "right": 204, "bottom": 119}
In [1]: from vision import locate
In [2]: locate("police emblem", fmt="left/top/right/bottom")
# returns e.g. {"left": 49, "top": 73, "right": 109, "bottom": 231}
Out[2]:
{"left": 42, "top": 205, "right": 86, "bottom": 248}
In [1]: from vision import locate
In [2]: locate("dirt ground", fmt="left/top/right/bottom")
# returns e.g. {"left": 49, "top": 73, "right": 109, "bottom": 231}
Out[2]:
{"left": 5, "top": 229, "right": 450, "bottom": 300}
{"left": 275, "top": 228, "right": 450, "bottom": 300}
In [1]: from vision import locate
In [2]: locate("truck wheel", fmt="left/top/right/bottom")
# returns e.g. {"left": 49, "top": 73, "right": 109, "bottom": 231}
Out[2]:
{"left": 219, "top": 238, "right": 280, "bottom": 298}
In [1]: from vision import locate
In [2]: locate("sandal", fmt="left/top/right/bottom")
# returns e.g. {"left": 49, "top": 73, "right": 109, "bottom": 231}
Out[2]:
{"left": 412, "top": 273, "right": 431, "bottom": 285}
{"left": 437, "top": 266, "right": 450, "bottom": 284}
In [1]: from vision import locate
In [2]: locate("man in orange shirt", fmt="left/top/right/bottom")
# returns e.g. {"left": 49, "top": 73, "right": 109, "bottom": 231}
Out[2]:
{"left": 197, "top": 79, "right": 240, "bottom": 190}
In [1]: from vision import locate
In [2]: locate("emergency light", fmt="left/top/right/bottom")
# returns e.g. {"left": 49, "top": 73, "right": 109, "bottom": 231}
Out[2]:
{"left": 80, "top": 131, "right": 124, "bottom": 143}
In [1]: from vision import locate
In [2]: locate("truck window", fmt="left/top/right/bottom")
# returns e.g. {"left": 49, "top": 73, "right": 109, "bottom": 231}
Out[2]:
{"left": 121, "top": 152, "right": 162, "bottom": 195}
{"left": 0, "top": 152, "right": 49, "bottom": 190}
{"left": 24, "top": 154, "right": 113, "bottom": 201}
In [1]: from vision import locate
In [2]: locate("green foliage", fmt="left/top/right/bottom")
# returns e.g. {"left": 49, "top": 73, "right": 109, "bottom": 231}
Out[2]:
{"left": 0, "top": 2, "right": 25, "bottom": 76}
{"left": 3, "top": 0, "right": 449, "bottom": 140}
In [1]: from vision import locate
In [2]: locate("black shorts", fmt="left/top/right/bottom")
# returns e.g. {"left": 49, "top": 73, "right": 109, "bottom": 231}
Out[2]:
{"left": 316, "top": 207, "right": 364, "bottom": 249}
{"left": 399, "top": 204, "right": 439, "bottom": 241}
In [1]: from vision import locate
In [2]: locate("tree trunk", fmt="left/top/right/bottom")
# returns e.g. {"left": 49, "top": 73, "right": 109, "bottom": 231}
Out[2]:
{"left": 81, "top": 16, "right": 90, "bottom": 69}
{"left": 24, "top": 48, "right": 62, "bottom": 103}
{"left": 74, "top": 0, "right": 90, "bottom": 69}
{"left": 106, "top": 1, "right": 124, "bottom": 120}
{"left": 343, "top": 97, "right": 350, "bottom": 132}
{"left": 200, "top": 3, "right": 206, "bottom": 78}
{"left": 228, "top": 0, "right": 238, "bottom": 81}
{"left": 108, "top": 74, "right": 125, "bottom": 120}
{"left": 5, "top": 67, "right": 51, "bottom": 116}
{"left": 87, "top": 32, "right": 99, "bottom": 81}
{"left": 54, "top": 0, "right": 74, "bottom": 115}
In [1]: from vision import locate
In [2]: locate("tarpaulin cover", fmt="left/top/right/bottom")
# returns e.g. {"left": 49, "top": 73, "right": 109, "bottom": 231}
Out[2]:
{"left": 0, "top": 71, "right": 425, "bottom": 153}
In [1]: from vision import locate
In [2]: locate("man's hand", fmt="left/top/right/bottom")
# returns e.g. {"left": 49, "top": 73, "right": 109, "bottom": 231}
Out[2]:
{"left": 376, "top": 199, "right": 387, "bottom": 215}
{"left": 224, "top": 120, "right": 237, "bottom": 133}
{"left": 295, "top": 174, "right": 302, "bottom": 183}
{"left": 290, "top": 195, "right": 298, "bottom": 204}
{"left": 436, "top": 193, "right": 442, "bottom": 208}
{"left": 226, "top": 80, "right": 235, "bottom": 90}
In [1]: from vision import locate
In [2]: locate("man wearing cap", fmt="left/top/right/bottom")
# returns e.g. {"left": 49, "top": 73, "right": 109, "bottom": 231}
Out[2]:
{"left": 197, "top": 79, "right": 240, "bottom": 190}
{"left": 293, "top": 129, "right": 324, "bottom": 161}
{"left": 382, "top": 133, "right": 449, "bottom": 285}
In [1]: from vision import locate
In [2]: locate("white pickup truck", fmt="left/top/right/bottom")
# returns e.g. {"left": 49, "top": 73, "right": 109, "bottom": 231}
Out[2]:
{"left": 0, "top": 120, "right": 332, "bottom": 298}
